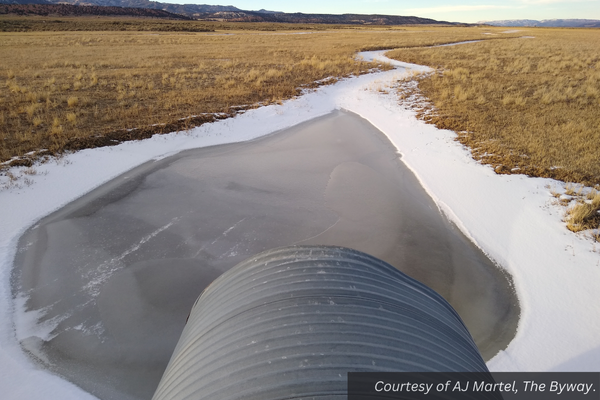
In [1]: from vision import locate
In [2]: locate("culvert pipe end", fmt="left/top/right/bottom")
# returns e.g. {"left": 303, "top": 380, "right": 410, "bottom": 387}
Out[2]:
{"left": 153, "top": 245, "right": 489, "bottom": 400}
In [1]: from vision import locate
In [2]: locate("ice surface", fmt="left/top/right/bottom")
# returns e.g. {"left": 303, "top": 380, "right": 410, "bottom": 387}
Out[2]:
{"left": 12, "top": 110, "right": 517, "bottom": 399}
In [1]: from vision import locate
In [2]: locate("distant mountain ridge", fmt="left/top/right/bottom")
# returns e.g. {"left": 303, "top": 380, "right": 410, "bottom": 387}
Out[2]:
{"left": 0, "top": 0, "right": 244, "bottom": 13}
{"left": 0, "top": 0, "right": 454, "bottom": 25}
{"left": 0, "top": 0, "right": 51, "bottom": 3}
{"left": 0, "top": 3, "right": 193, "bottom": 18}
{"left": 479, "top": 19, "right": 600, "bottom": 28}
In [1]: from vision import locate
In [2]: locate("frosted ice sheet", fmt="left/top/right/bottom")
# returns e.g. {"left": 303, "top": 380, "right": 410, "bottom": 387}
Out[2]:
{"left": 12, "top": 110, "right": 518, "bottom": 399}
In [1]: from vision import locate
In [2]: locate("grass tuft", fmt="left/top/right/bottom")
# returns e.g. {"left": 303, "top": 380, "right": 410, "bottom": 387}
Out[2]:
{"left": 565, "top": 192, "right": 600, "bottom": 232}
{"left": 66, "top": 112, "right": 77, "bottom": 124}
{"left": 67, "top": 96, "right": 78, "bottom": 107}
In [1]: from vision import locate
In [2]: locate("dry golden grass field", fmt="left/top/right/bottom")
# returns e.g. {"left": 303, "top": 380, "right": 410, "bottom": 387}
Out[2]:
{"left": 1, "top": 20, "right": 598, "bottom": 232}
{"left": 387, "top": 29, "right": 600, "bottom": 184}
{"left": 1, "top": 20, "right": 505, "bottom": 167}
{"left": 385, "top": 28, "right": 600, "bottom": 232}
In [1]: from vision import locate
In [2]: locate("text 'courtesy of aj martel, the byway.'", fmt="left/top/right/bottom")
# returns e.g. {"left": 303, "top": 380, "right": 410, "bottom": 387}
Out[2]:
{"left": 348, "top": 372, "right": 600, "bottom": 399}
{"left": 373, "top": 379, "right": 594, "bottom": 395}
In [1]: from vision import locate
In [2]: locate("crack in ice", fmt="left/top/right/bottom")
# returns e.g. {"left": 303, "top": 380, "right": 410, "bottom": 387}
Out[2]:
{"left": 82, "top": 217, "right": 179, "bottom": 297}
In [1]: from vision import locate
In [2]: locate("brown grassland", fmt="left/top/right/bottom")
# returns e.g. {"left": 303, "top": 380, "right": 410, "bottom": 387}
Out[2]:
{"left": 1, "top": 20, "right": 598, "bottom": 233}
{"left": 385, "top": 28, "right": 600, "bottom": 232}
{"left": 1, "top": 19, "right": 501, "bottom": 167}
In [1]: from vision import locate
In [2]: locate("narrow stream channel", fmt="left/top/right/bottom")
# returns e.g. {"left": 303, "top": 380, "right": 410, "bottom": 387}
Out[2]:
{"left": 12, "top": 110, "right": 519, "bottom": 400}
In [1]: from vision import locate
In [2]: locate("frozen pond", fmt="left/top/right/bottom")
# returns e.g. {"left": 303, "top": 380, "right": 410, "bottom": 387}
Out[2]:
{"left": 12, "top": 110, "right": 518, "bottom": 400}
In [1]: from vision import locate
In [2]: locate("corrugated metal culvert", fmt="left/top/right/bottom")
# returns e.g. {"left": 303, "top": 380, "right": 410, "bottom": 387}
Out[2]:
{"left": 153, "top": 245, "right": 489, "bottom": 400}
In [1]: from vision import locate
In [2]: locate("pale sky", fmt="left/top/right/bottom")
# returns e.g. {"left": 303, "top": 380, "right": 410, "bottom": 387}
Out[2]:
{"left": 163, "top": 0, "right": 600, "bottom": 23}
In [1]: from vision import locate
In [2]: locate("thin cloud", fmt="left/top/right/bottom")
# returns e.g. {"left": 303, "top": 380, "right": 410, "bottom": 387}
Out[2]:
{"left": 405, "top": 5, "right": 514, "bottom": 14}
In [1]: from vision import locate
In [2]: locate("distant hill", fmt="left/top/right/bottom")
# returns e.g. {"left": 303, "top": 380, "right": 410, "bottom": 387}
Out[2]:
{"left": 0, "top": 0, "right": 243, "bottom": 15}
{"left": 0, "top": 0, "right": 51, "bottom": 3}
{"left": 0, "top": 0, "right": 454, "bottom": 25}
{"left": 0, "top": 3, "right": 192, "bottom": 18}
{"left": 479, "top": 19, "right": 600, "bottom": 28}
{"left": 210, "top": 12, "right": 452, "bottom": 25}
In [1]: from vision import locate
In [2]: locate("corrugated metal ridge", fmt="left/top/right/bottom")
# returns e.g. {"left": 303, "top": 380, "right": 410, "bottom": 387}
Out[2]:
{"left": 169, "top": 308, "right": 481, "bottom": 371}
{"left": 174, "top": 293, "right": 479, "bottom": 364}
{"left": 153, "top": 245, "right": 489, "bottom": 400}
{"left": 189, "top": 256, "right": 464, "bottom": 331}
{"left": 201, "top": 249, "right": 460, "bottom": 319}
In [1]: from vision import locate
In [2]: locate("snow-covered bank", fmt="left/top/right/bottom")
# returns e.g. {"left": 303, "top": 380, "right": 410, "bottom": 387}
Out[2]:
{"left": 1, "top": 51, "right": 599, "bottom": 399}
